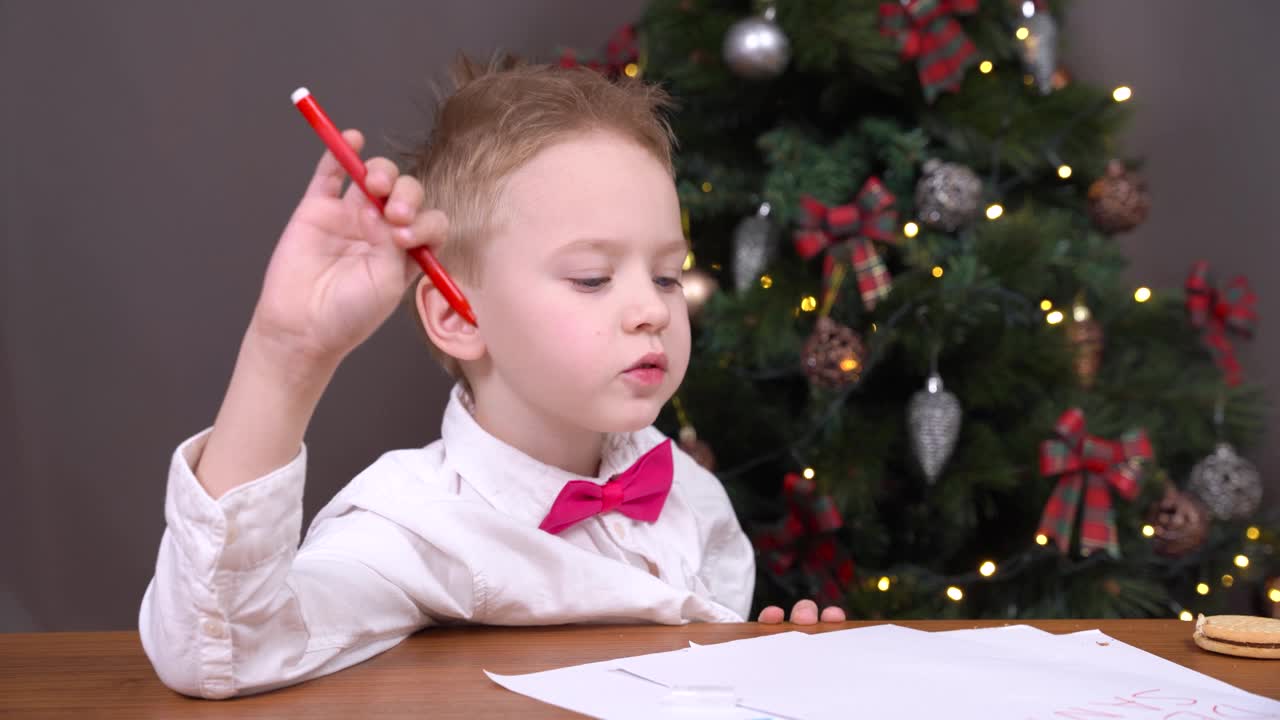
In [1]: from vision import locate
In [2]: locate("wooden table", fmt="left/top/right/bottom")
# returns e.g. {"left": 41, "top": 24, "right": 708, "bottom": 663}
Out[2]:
{"left": 2, "top": 620, "right": 1276, "bottom": 718}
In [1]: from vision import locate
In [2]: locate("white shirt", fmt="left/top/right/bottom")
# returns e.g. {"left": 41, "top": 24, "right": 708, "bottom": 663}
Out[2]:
{"left": 139, "top": 386, "right": 755, "bottom": 699}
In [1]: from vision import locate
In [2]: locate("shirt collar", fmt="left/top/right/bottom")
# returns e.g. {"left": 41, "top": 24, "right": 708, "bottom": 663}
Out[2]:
{"left": 439, "top": 384, "right": 658, "bottom": 527}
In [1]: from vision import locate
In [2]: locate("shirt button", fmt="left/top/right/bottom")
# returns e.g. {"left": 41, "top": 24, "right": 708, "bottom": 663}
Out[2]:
{"left": 201, "top": 617, "right": 226, "bottom": 639}
{"left": 223, "top": 520, "right": 237, "bottom": 544}
{"left": 613, "top": 522, "right": 626, "bottom": 539}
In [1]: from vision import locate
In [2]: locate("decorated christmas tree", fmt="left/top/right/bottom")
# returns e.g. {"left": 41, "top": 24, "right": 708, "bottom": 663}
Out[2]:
{"left": 562, "top": 0, "right": 1279, "bottom": 620}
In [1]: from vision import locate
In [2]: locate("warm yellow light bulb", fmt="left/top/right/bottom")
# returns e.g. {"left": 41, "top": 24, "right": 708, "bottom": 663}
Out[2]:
{"left": 1269, "top": 588, "right": 1280, "bottom": 603}
{"left": 1179, "top": 610, "right": 1194, "bottom": 622}
{"left": 700, "top": 181, "right": 713, "bottom": 193}
{"left": 979, "top": 60, "right": 993, "bottom": 74}
{"left": 1141, "top": 525, "right": 1155, "bottom": 538}
{"left": 802, "top": 467, "right": 815, "bottom": 480}
{"left": 1222, "top": 574, "right": 1235, "bottom": 588}
{"left": 1058, "top": 165, "right": 1072, "bottom": 179}
{"left": 1196, "top": 583, "right": 1210, "bottom": 596}
{"left": 986, "top": 203, "right": 1004, "bottom": 220}
{"left": 1134, "top": 287, "right": 1152, "bottom": 303}
{"left": 1246, "top": 526, "right": 1261, "bottom": 540}
{"left": 839, "top": 357, "right": 859, "bottom": 372}
{"left": 1072, "top": 305, "right": 1090, "bottom": 322}
{"left": 878, "top": 576, "right": 891, "bottom": 592}
{"left": 1234, "top": 555, "right": 1250, "bottom": 568}
{"left": 683, "top": 252, "right": 695, "bottom": 271}
{"left": 904, "top": 222, "right": 920, "bottom": 238}
{"left": 800, "top": 296, "right": 817, "bottom": 312}
{"left": 931, "top": 266, "right": 944, "bottom": 278}
{"left": 979, "top": 561, "right": 996, "bottom": 577}
{"left": 1046, "top": 310, "right": 1065, "bottom": 325}
{"left": 1113, "top": 86, "right": 1133, "bottom": 102}
{"left": 1016, "top": 26, "right": 1030, "bottom": 40}
{"left": 624, "top": 63, "right": 640, "bottom": 78}
{"left": 1040, "top": 299, "right": 1053, "bottom": 311}
{"left": 760, "top": 275, "right": 773, "bottom": 289}
{"left": 946, "top": 586, "right": 964, "bottom": 601}
{"left": 1035, "top": 533, "right": 1049, "bottom": 546}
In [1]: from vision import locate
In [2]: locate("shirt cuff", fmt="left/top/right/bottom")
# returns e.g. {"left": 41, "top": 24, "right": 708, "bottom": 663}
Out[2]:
{"left": 164, "top": 428, "right": 307, "bottom": 577}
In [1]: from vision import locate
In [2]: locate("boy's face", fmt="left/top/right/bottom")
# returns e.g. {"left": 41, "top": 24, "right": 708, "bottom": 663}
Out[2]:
{"left": 472, "top": 130, "right": 690, "bottom": 434}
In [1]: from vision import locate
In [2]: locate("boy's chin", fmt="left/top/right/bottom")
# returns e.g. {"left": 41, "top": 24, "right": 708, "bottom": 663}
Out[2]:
{"left": 589, "top": 402, "right": 664, "bottom": 434}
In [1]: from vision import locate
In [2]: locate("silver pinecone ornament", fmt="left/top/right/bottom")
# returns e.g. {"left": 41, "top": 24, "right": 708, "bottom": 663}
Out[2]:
{"left": 1016, "top": 4, "right": 1059, "bottom": 95}
{"left": 1187, "top": 443, "right": 1263, "bottom": 521}
{"left": 732, "top": 202, "right": 778, "bottom": 293}
{"left": 915, "top": 159, "right": 983, "bottom": 231}
{"left": 908, "top": 372, "right": 962, "bottom": 484}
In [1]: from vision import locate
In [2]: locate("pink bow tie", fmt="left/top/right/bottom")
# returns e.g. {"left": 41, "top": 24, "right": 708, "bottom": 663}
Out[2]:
{"left": 538, "top": 440, "right": 674, "bottom": 535}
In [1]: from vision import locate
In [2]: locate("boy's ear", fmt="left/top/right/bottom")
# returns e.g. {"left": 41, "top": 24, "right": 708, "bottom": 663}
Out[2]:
{"left": 415, "top": 275, "right": 485, "bottom": 362}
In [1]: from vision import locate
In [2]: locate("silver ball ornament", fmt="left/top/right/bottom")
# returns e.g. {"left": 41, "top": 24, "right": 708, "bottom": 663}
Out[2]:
{"left": 722, "top": 7, "right": 790, "bottom": 79}
{"left": 1187, "top": 443, "right": 1263, "bottom": 521}
{"left": 915, "top": 159, "right": 983, "bottom": 231}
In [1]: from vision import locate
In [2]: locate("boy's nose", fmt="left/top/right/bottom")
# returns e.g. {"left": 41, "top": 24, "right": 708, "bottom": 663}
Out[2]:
{"left": 621, "top": 282, "right": 671, "bottom": 334}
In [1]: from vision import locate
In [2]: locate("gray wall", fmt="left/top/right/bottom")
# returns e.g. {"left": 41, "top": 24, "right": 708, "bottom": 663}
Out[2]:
{"left": 1, "top": 1, "right": 1275, "bottom": 631}
{"left": 0, "top": 0, "right": 648, "bottom": 632}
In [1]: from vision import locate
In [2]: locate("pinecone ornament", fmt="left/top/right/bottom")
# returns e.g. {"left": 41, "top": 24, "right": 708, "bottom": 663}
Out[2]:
{"left": 1088, "top": 160, "right": 1150, "bottom": 234}
{"left": 907, "top": 373, "right": 962, "bottom": 484}
{"left": 801, "top": 316, "right": 865, "bottom": 389}
{"left": 732, "top": 203, "right": 778, "bottom": 293}
{"left": 1145, "top": 485, "right": 1210, "bottom": 558}
{"left": 1066, "top": 310, "right": 1104, "bottom": 387}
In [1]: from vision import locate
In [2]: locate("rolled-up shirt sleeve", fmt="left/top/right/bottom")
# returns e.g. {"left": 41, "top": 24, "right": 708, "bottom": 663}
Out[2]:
{"left": 138, "top": 430, "right": 431, "bottom": 699}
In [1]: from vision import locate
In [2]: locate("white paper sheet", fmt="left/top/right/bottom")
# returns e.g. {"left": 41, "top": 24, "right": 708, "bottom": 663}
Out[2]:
{"left": 487, "top": 625, "right": 1280, "bottom": 720}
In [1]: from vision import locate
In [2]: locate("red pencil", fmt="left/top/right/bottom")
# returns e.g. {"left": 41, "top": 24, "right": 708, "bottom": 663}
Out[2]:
{"left": 291, "top": 87, "right": 478, "bottom": 327}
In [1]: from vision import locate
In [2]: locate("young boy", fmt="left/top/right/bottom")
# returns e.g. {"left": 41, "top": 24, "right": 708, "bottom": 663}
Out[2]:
{"left": 140, "top": 57, "right": 843, "bottom": 699}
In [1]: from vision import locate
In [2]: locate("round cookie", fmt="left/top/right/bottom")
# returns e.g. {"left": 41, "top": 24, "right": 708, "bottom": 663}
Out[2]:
{"left": 1193, "top": 614, "right": 1280, "bottom": 659}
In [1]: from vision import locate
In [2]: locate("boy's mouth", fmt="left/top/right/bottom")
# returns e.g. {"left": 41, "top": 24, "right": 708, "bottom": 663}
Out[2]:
{"left": 625, "top": 353, "right": 668, "bottom": 373}
{"left": 622, "top": 353, "right": 668, "bottom": 388}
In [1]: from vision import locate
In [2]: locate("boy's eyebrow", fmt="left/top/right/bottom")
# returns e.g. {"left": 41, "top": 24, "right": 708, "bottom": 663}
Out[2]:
{"left": 554, "top": 237, "right": 690, "bottom": 256}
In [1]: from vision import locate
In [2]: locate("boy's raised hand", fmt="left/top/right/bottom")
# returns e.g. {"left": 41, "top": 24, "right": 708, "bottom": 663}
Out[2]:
{"left": 757, "top": 600, "right": 846, "bottom": 625}
{"left": 251, "top": 129, "right": 448, "bottom": 368}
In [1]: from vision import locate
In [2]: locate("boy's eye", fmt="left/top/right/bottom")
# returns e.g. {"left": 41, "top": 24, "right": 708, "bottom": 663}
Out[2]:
{"left": 571, "top": 277, "right": 611, "bottom": 290}
{"left": 655, "top": 276, "right": 683, "bottom": 290}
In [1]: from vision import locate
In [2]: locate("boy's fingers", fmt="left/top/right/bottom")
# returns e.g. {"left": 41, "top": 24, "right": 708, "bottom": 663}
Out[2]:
{"left": 790, "top": 599, "right": 819, "bottom": 625}
{"left": 393, "top": 209, "right": 449, "bottom": 251}
{"left": 384, "top": 176, "right": 426, "bottom": 225}
{"left": 360, "top": 157, "right": 401, "bottom": 199}
{"left": 305, "top": 129, "right": 364, "bottom": 199}
{"left": 757, "top": 606, "right": 785, "bottom": 624}
{"left": 819, "top": 606, "right": 846, "bottom": 623}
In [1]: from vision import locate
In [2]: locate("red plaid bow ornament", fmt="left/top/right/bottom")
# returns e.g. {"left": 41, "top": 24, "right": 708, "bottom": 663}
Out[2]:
{"left": 1036, "top": 408, "right": 1152, "bottom": 558}
{"left": 559, "top": 25, "right": 639, "bottom": 79}
{"left": 879, "top": 0, "right": 980, "bottom": 102}
{"left": 1186, "top": 261, "right": 1256, "bottom": 387}
{"left": 754, "top": 472, "right": 856, "bottom": 606}
{"left": 793, "top": 178, "right": 900, "bottom": 311}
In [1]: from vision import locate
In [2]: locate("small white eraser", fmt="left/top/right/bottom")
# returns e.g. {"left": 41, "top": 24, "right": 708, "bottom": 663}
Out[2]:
{"left": 290, "top": 87, "right": 311, "bottom": 104}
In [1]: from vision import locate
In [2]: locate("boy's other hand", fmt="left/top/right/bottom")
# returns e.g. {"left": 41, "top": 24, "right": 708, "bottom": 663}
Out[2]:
{"left": 757, "top": 600, "right": 846, "bottom": 625}
{"left": 250, "top": 129, "right": 449, "bottom": 369}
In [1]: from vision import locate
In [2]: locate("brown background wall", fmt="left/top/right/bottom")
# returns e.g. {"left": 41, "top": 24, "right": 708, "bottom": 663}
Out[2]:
{"left": 1, "top": 0, "right": 1275, "bottom": 631}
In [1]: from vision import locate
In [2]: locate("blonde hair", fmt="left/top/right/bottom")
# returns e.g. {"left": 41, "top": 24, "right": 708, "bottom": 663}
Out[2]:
{"left": 402, "top": 55, "right": 677, "bottom": 380}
